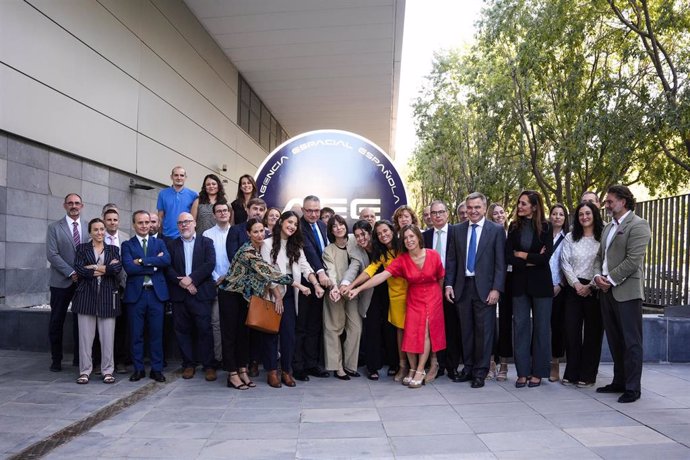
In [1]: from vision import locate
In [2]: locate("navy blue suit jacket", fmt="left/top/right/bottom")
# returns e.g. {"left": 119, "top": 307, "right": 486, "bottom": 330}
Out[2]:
{"left": 444, "top": 220, "right": 506, "bottom": 301}
{"left": 300, "top": 217, "right": 328, "bottom": 274}
{"left": 166, "top": 235, "right": 216, "bottom": 302}
{"left": 122, "top": 236, "right": 170, "bottom": 303}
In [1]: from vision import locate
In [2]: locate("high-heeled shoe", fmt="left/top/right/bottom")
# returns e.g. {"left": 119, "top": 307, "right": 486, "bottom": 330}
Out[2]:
{"left": 227, "top": 372, "right": 249, "bottom": 390}
{"left": 515, "top": 377, "right": 527, "bottom": 388}
{"left": 425, "top": 362, "right": 439, "bottom": 383}
{"left": 402, "top": 369, "right": 415, "bottom": 386}
{"left": 394, "top": 363, "right": 409, "bottom": 383}
{"left": 497, "top": 362, "right": 508, "bottom": 382}
{"left": 408, "top": 370, "right": 426, "bottom": 389}
{"left": 238, "top": 368, "right": 256, "bottom": 388}
{"left": 549, "top": 359, "right": 560, "bottom": 382}
{"left": 334, "top": 370, "right": 351, "bottom": 381}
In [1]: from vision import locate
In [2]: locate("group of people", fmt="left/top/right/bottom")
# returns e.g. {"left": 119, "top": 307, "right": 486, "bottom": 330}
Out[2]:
{"left": 46, "top": 166, "right": 650, "bottom": 403}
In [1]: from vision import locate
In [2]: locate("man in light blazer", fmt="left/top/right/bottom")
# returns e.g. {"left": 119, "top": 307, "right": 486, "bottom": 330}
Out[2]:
{"left": 165, "top": 212, "right": 217, "bottom": 382}
{"left": 594, "top": 185, "right": 651, "bottom": 403}
{"left": 122, "top": 210, "right": 171, "bottom": 383}
{"left": 423, "top": 200, "right": 462, "bottom": 381}
{"left": 46, "top": 193, "right": 87, "bottom": 371}
{"left": 445, "top": 192, "right": 506, "bottom": 388}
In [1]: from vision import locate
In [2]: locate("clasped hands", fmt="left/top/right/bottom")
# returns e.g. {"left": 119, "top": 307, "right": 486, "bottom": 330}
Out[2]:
{"left": 177, "top": 275, "right": 197, "bottom": 295}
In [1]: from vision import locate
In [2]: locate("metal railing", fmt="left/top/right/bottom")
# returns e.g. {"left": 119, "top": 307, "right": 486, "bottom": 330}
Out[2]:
{"left": 637, "top": 193, "right": 690, "bottom": 308}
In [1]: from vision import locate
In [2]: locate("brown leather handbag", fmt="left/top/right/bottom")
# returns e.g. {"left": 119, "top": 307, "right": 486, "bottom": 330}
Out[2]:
{"left": 245, "top": 295, "right": 281, "bottom": 334}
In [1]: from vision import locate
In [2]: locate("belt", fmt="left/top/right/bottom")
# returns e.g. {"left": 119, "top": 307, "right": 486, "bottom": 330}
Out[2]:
{"left": 143, "top": 285, "right": 154, "bottom": 290}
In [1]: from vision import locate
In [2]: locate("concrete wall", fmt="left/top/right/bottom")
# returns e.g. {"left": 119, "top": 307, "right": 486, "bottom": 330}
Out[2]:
{"left": 0, "top": 131, "right": 161, "bottom": 306}
{"left": 0, "top": 0, "right": 267, "bottom": 192}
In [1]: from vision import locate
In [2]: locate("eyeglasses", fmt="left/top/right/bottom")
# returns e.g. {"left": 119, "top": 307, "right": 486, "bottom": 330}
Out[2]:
{"left": 177, "top": 220, "right": 194, "bottom": 226}
{"left": 214, "top": 209, "right": 230, "bottom": 214}
{"left": 430, "top": 210, "right": 447, "bottom": 216}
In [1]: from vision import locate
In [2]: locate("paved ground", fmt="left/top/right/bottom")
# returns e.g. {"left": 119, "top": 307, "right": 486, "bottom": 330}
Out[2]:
{"left": 1, "top": 349, "right": 690, "bottom": 459}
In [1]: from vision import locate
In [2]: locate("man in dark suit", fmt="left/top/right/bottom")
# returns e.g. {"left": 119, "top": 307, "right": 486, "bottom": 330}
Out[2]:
{"left": 165, "top": 212, "right": 218, "bottom": 382}
{"left": 423, "top": 200, "right": 462, "bottom": 381}
{"left": 445, "top": 192, "right": 506, "bottom": 388}
{"left": 594, "top": 185, "right": 651, "bottom": 403}
{"left": 293, "top": 195, "right": 332, "bottom": 381}
{"left": 225, "top": 198, "right": 267, "bottom": 261}
{"left": 46, "top": 193, "right": 86, "bottom": 371}
{"left": 122, "top": 210, "right": 171, "bottom": 383}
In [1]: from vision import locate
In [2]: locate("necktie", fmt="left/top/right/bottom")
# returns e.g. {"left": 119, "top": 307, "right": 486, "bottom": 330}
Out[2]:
{"left": 108, "top": 235, "right": 114, "bottom": 245}
{"left": 142, "top": 238, "right": 151, "bottom": 284}
{"left": 435, "top": 229, "right": 444, "bottom": 254}
{"left": 72, "top": 222, "right": 80, "bottom": 246}
{"left": 467, "top": 224, "right": 477, "bottom": 273}
{"left": 311, "top": 223, "right": 323, "bottom": 253}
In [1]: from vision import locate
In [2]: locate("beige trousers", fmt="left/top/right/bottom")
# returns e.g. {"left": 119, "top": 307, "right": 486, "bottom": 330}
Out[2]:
{"left": 323, "top": 297, "right": 362, "bottom": 372}
{"left": 78, "top": 314, "right": 115, "bottom": 376}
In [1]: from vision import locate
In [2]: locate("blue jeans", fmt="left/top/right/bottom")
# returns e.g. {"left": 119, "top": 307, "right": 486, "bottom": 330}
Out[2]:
{"left": 513, "top": 295, "right": 552, "bottom": 378}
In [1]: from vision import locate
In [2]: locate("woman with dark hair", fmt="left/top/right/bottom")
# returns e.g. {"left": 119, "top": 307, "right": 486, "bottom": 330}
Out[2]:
{"left": 259, "top": 211, "right": 325, "bottom": 387}
{"left": 222, "top": 218, "right": 296, "bottom": 390}
{"left": 392, "top": 205, "right": 420, "bottom": 235}
{"left": 72, "top": 218, "right": 122, "bottom": 384}
{"left": 231, "top": 174, "right": 258, "bottom": 225}
{"left": 322, "top": 215, "right": 363, "bottom": 379}
{"left": 343, "top": 220, "right": 408, "bottom": 381}
{"left": 487, "top": 202, "right": 510, "bottom": 380}
{"left": 263, "top": 206, "right": 281, "bottom": 235}
{"left": 506, "top": 190, "right": 553, "bottom": 388}
{"left": 548, "top": 203, "right": 569, "bottom": 382}
{"left": 349, "top": 225, "right": 445, "bottom": 389}
{"left": 560, "top": 202, "right": 604, "bottom": 387}
{"left": 191, "top": 173, "right": 228, "bottom": 236}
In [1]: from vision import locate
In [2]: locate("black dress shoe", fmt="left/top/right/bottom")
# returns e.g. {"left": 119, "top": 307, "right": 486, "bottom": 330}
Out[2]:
{"left": 454, "top": 371, "right": 473, "bottom": 383}
{"left": 149, "top": 371, "right": 166, "bottom": 382}
{"left": 50, "top": 361, "right": 62, "bottom": 372}
{"left": 596, "top": 383, "right": 625, "bottom": 393}
{"left": 129, "top": 370, "right": 146, "bottom": 382}
{"left": 437, "top": 367, "right": 446, "bottom": 377}
{"left": 307, "top": 367, "right": 330, "bottom": 378}
{"left": 446, "top": 369, "right": 458, "bottom": 381}
{"left": 471, "top": 377, "right": 485, "bottom": 388}
{"left": 293, "top": 371, "right": 310, "bottom": 382}
{"left": 618, "top": 390, "right": 641, "bottom": 403}
{"left": 334, "top": 372, "right": 351, "bottom": 381}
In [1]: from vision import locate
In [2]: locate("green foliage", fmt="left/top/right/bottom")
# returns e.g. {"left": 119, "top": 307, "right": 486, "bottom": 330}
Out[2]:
{"left": 409, "top": 0, "right": 690, "bottom": 214}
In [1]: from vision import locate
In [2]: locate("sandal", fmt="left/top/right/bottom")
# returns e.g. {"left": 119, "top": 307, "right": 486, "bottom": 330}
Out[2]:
{"left": 103, "top": 374, "right": 115, "bottom": 384}
{"left": 496, "top": 363, "right": 508, "bottom": 382}
{"left": 238, "top": 369, "right": 256, "bottom": 388}
{"left": 408, "top": 370, "right": 426, "bottom": 389}
{"left": 387, "top": 367, "right": 398, "bottom": 377}
{"left": 402, "top": 369, "right": 415, "bottom": 386}
{"left": 425, "top": 362, "right": 439, "bottom": 383}
{"left": 76, "top": 374, "right": 89, "bottom": 385}
{"left": 367, "top": 371, "right": 379, "bottom": 381}
{"left": 227, "top": 372, "right": 249, "bottom": 390}
{"left": 394, "top": 362, "right": 409, "bottom": 383}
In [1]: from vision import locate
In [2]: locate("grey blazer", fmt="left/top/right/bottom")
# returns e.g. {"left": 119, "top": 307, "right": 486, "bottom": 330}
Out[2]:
{"left": 444, "top": 220, "right": 506, "bottom": 302}
{"left": 46, "top": 217, "right": 87, "bottom": 288}
{"left": 342, "top": 235, "right": 374, "bottom": 317}
{"left": 597, "top": 212, "right": 651, "bottom": 302}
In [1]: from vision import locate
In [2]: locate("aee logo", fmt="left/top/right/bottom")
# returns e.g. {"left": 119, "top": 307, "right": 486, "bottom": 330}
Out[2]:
{"left": 283, "top": 198, "right": 381, "bottom": 220}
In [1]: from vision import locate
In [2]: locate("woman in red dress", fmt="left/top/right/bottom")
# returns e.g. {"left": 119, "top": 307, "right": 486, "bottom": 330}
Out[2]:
{"left": 350, "top": 225, "right": 445, "bottom": 388}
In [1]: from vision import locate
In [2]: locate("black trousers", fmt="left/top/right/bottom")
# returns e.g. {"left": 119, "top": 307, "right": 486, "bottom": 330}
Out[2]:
{"left": 551, "top": 287, "right": 566, "bottom": 358}
{"left": 438, "top": 296, "right": 462, "bottom": 372}
{"left": 218, "top": 290, "right": 249, "bottom": 373}
{"left": 600, "top": 290, "right": 643, "bottom": 392}
{"left": 113, "top": 287, "right": 130, "bottom": 366}
{"left": 49, "top": 285, "right": 79, "bottom": 364}
{"left": 172, "top": 296, "right": 215, "bottom": 370}
{"left": 363, "top": 283, "right": 397, "bottom": 373}
{"left": 457, "top": 279, "right": 496, "bottom": 379}
{"left": 262, "top": 292, "right": 296, "bottom": 372}
{"left": 293, "top": 280, "right": 324, "bottom": 372}
{"left": 562, "top": 284, "right": 603, "bottom": 383}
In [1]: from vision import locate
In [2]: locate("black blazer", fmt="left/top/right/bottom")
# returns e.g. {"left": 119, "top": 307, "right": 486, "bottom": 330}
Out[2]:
{"left": 72, "top": 243, "right": 122, "bottom": 317}
{"left": 300, "top": 217, "right": 328, "bottom": 274}
{"left": 166, "top": 236, "right": 216, "bottom": 302}
{"left": 505, "top": 220, "right": 553, "bottom": 298}
{"left": 444, "top": 220, "right": 506, "bottom": 301}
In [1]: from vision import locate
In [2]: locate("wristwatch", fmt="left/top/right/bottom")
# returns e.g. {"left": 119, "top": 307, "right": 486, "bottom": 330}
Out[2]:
{"left": 137, "top": 258, "right": 143, "bottom": 264}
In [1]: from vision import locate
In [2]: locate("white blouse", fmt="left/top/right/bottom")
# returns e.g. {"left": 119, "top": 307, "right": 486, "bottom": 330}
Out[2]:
{"left": 560, "top": 233, "right": 602, "bottom": 287}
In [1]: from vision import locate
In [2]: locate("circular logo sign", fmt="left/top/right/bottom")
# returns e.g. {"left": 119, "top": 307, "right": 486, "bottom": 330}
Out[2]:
{"left": 255, "top": 130, "right": 407, "bottom": 224}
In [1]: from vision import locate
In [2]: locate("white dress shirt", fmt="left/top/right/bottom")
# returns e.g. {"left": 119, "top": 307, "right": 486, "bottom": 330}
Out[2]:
{"left": 203, "top": 225, "right": 231, "bottom": 282}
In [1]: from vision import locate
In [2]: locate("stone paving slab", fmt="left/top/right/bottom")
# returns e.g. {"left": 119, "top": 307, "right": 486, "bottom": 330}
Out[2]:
{"left": 2, "top": 350, "right": 690, "bottom": 459}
